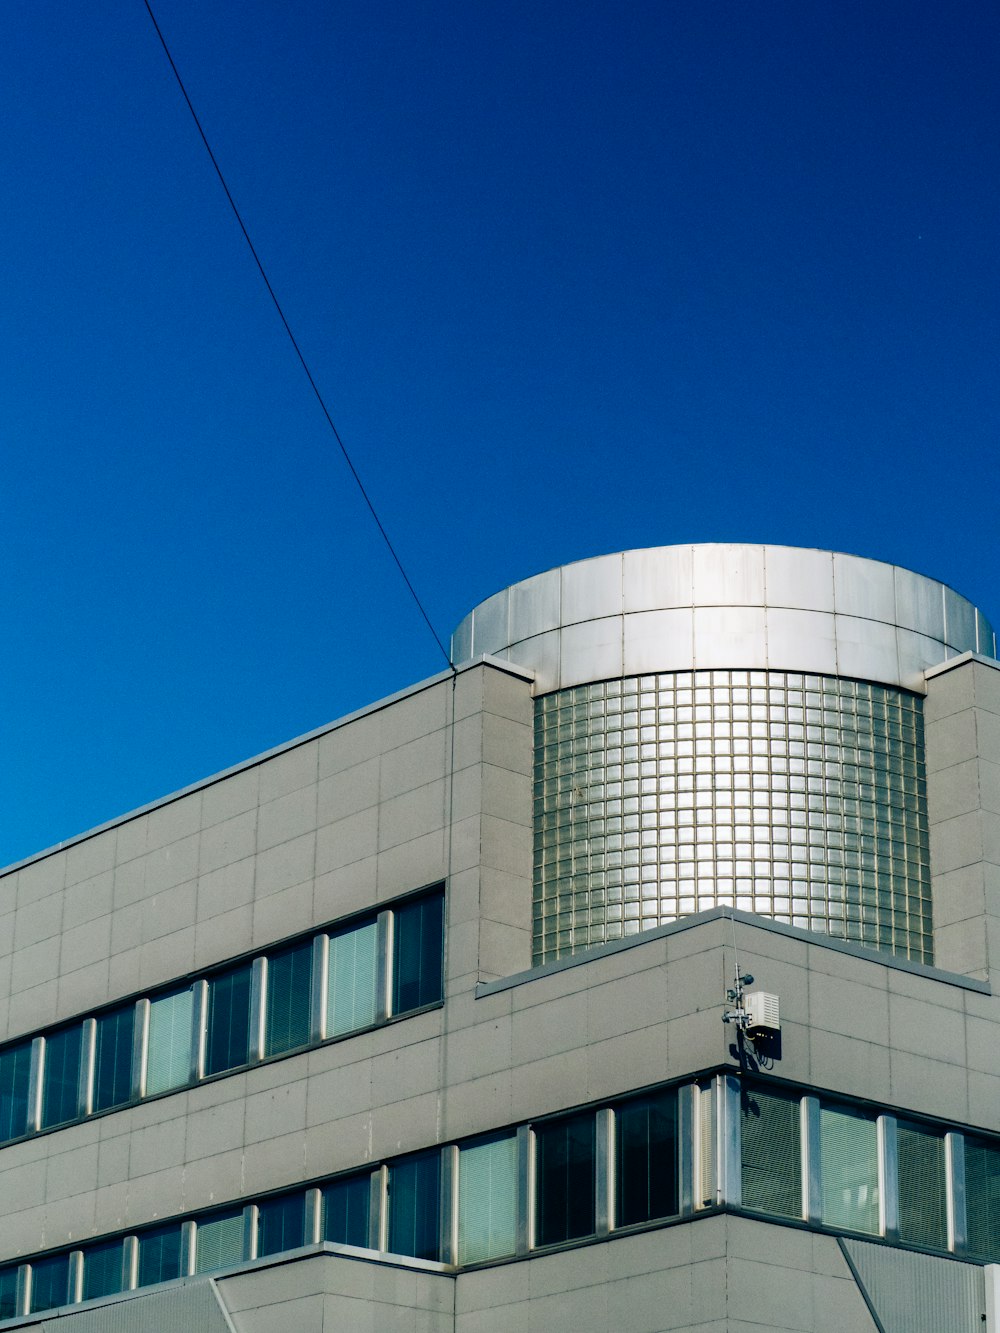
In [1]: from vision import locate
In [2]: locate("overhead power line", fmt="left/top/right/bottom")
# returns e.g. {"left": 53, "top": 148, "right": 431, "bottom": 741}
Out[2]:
{"left": 142, "top": 0, "right": 454, "bottom": 671}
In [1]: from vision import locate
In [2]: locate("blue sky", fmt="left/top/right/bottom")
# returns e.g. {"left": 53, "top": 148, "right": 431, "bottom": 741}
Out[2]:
{"left": 1, "top": 0, "right": 998, "bottom": 866}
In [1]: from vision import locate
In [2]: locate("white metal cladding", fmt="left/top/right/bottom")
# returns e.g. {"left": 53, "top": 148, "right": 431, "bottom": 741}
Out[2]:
{"left": 842, "top": 1236, "right": 984, "bottom": 1333}
{"left": 451, "top": 545, "right": 996, "bottom": 695}
{"left": 35, "top": 1279, "right": 235, "bottom": 1332}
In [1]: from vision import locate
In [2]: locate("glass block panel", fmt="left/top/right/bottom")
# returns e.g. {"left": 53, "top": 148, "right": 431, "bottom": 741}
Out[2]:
{"left": 264, "top": 942, "right": 312, "bottom": 1057}
{"left": 0, "top": 1041, "right": 31, "bottom": 1143}
{"left": 206, "top": 964, "right": 252, "bottom": 1076}
{"left": 458, "top": 1134, "right": 517, "bottom": 1264}
{"left": 195, "top": 1209, "right": 245, "bottom": 1273}
{"left": 28, "top": 1252, "right": 70, "bottom": 1313}
{"left": 965, "top": 1136, "right": 1000, "bottom": 1260}
{"left": 256, "top": 1192, "right": 305, "bottom": 1257}
{"left": 392, "top": 892, "right": 444, "bottom": 1014}
{"left": 93, "top": 1006, "right": 134, "bottom": 1113}
{"left": 137, "top": 1223, "right": 183, "bottom": 1287}
{"left": 327, "top": 920, "right": 378, "bottom": 1037}
{"left": 534, "top": 1111, "right": 595, "bottom": 1246}
{"left": 82, "top": 1238, "right": 124, "bottom": 1301}
{"left": 0, "top": 1265, "right": 17, "bottom": 1320}
{"left": 322, "top": 1172, "right": 371, "bottom": 1248}
{"left": 820, "top": 1104, "right": 879, "bottom": 1235}
{"left": 897, "top": 1122, "right": 947, "bottom": 1250}
{"left": 741, "top": 1085, "right": 802, "bottom": 1219}
{"left": 615, "top": 1089, "right": 678, "bottom": 1227}
{"left": 145, "top": 989, "right": 193, "bottom": 1096}
{"left": 388, "top": 1151, "right": 441, "bottom": 1261}
{"left": 41, "top": 1026, "right": 82, "bottom": 1129}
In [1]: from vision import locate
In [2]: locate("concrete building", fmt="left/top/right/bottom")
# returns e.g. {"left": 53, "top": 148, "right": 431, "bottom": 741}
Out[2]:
{"left": 0, "top": 542, "right": 999, "bottom": 1332}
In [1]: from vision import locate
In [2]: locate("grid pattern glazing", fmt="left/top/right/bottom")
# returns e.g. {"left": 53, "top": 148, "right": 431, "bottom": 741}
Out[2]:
{"left": 532, "top": 671, "right": 930, "bottom": 965}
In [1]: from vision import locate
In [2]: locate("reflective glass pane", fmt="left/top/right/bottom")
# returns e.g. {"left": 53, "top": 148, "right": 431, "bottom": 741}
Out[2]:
{"left": 265, "top": 942, "right": 312, "bottom": 1057}
{"left": 458, "top": 1134, "right": 517, "bottom": 1264}
{"left": 256, "top": 1193, "right": 305, "bottom": 1257}
{"left": 327, "top": 921, "right": 377, "bottom": 1038}
{"left": 534, "top": 1112, "right": 595, "bottom": 1246}
{"left": 741, "top": 1085, "right": 802, "bottom": 1219}
{"left": 41, "top": 1027, "right": 82, "bottom": 1129}
{"left": 137, "top": 1223, "right": 183, "bottom": 1287}
{"left": 145, "top": 990, "right": 193, "bottom": 1096}
{"left": 820, "top": 1104, "right": 879, "bottom": 1234}
{"left": 388, "top": 1151, "right": 440, "bottom": 1261}
{"left": 28, "top": 1253, "right": 69, "bottom": 1313}
{"left": 82, "top": 1239, "right": 124, "bottom": 1301}
{"left": 0, "top": 1042, "right": 31, "bottom": 1143}
{"left": 322, "top": 1173, "right": 371, "bottom": 1248}
{"left": 195, "top": 1209, "right": 245, "bottom": 1273}
{"left": 206, "top": 964, "right": 252, "bottom": 1076}
{"left": 615, "top": 1089, "right": 678, "bottom": 1227}
{"left": 392, "top": 893, "right": 443, "bottom": 1014}
{"left": 93, "top": 1007, "right": 134, "bottom": 1113}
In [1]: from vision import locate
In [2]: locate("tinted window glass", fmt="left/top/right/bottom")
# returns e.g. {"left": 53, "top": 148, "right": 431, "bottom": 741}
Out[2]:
{"left": 322, "top": 1173, "right": 371, "bottom": 1248}
{"left": 966, "top": 1136, "right": 1000, "bottom": 1260}
{"left": 145, "top": 990, "right": 192, "bottom": 1096}
{"left": 82, "top": 1239, "right": 124, "bottom": 1301}
{"left": 392, "top": 893, "right": 443, "bottom": 1014}
{"left": 0, "top": 1266, "right": 18, "bottom": 1319}
{"left": 265, "top": 942, "right": 312, "bottom": 1057}
{"left": 93, "top": 1007, "right": 134, "bottom": 1113}
{"left": 206, "top": 964, "right": 252, "bottom": 1076}
{"left": 388, "top": 1151, "right": 440, "bottom": 1261}
{"left": 534, "top": 1112, "right": 595, "bottom": 1246}
{"left": 41, "top": 1027, "right": 82, "bottom": 1129}
{"left": 256, "top": 1193, "right": 305, "bottom": 1257}
{"left": 616, "top": 1089, "right": 678, "bottom": 1227}
{"left": 137, "top": 1223, "right": 183, "bottom": 1287}
{"left": 459, "top": 1134, "right": 517, "bottom": 1264}
{"left": 327, "top": 921, "right": 377, "bottom": 1037}
{"left": 28, "top": 1253, "right": 69, "bottom": 1313}
{"left": 0, "top": 1042, "right": 31, "bottom": 1143}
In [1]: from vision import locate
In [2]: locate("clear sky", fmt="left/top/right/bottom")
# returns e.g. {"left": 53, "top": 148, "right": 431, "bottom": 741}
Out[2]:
{"left": 1, "top": 0, "right": 998, "bottom": 867}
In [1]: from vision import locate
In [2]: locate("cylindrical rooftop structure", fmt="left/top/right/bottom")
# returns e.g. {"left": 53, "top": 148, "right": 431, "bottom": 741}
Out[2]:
{"left": 453, "top": 545, "right": 996, "bottom": 967}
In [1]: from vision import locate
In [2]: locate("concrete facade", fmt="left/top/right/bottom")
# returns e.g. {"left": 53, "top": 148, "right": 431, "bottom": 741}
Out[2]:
{"left": 0, "top": 546, "right": 999, "bottom": 1330}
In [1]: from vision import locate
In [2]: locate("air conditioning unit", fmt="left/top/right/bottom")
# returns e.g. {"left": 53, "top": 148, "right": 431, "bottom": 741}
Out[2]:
{"left": 745, "top": 991, "right": 780, "bottom": 1034}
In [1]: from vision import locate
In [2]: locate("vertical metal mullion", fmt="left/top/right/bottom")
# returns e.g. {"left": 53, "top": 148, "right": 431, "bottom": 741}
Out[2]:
{"left": 370, "top": 1165, "right": 388, "bottom": 1251}
{"left": 131, "top": 999, "right": 150, "bottom": 1100}
{"left": 802, "top": 1096, "right": 821, "bottom": 1225}
{"left": 718, "top": 1075, "right": 742, "bottom": 1209}
{"left": 243, "top": 1204, "right": 259, "bottom": 1262}
{"left": 376, "top": 910, "right": 392, "bottom": 1022}
{"left": 694, "top": 1080, "right": 716, "bottom": 1209}
{"left": 67, "top": 1250, "right": 83, "bottom": 1305}
{"left": 305, "top": 1188, "right": 323, "bottom": 1246}
{"left": 78, "top": 1018, "right": 97, "bottom": 1119}
{"left": 878, "top": 1114, "right": 899, "bottom": 1241}
{"left": 947, "top": 1131, "right": 968, "bottom": 1253}
{"left": 26, "top": 1036, "right": 44, "bottom": 1134}
{"left": 249, "top": 957, "right": 267, "bottom": 1063}
{"left": 122, "top": 1236, "right": 138, "bottom": 1292}
{"left": 180, "top": 1220, "right": 197, "bottom": 1277}
{"left": 439, "top": 1145, "right": 459, "bottom": 1265}
{"left": 16, "top": 1265, "right": 30, "bottom": 1319}
{"left": 515, "top": 1124, "right": 532, "bottom": 1255}
{"left": 595, "top": 1108, "right": 613, "bottom": 1237}
{"left": 190, "top": 980, "right": 209, "bottom": 1083}
{"left": 677, "top": 1082, "right": 697, "bottom": 1216}
{"left": 311, "top": 935, "right": 329, "bottom": 1045}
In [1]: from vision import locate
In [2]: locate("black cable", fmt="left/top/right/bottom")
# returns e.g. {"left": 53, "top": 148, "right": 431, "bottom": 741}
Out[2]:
{"left": 142, "top": 0, "right": 454, "bottom": 671}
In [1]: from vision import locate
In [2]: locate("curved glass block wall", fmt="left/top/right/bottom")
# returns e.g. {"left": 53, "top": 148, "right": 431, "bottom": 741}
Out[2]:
{"left": 532, "top": 670, "right": 929, "bottom": 965}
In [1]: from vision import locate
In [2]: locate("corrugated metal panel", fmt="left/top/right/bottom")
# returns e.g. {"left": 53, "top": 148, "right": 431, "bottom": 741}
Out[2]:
{"left": 843, "top": 1237, "right": 985, "bottom": 1333}
{"left": 38, "top": 1279, "right": 234, "bottom": 1333}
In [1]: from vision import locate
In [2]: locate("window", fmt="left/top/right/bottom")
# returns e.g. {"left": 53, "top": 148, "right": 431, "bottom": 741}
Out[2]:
{"left": 93, "top": 1007, "right": 134, "bottom": 1113}
{"left": 195, "top": 1209, "right": 245, "bottom": 1273}
{"left": 534, "top": 1112, "right": 596, "bottom": 1247}
{"left": 965, "top": 1136, "right": 1000, "bottom": 1260}
{"left": 322, "top": 1172, "right": 371, "bottom": 1248}
{"left": 741, "top": 1085, "right": 802, "bottom": 1219}
{"left": 615, "top": 1089, "right": 678, "bottom": 1227}
{"left": 458, "top": 1134, "right": 517, "bottom": 1264}
{"left": 820, "top": 1104, "right": 879, "bottom": 1235}
{"left": 327, "top": 920, "right": 378, "bottom": 1037}
{"left": 256, "top": 1193, "right": 305, "bottom": 1257}
{"left": 392, "top": 893, "right": 443, "bottom": 1014}
{"left": 82, "top": 1238, "right": 125, "bottom": 1301}
{"left": 388, "top": 1151, "right": 441, "bottom": 1261}
{"left": 265, "top": 942, "right": 312, "bottom": 1057}
{"left": 0, "top": 1266, "right": 18, "bottom": 1320}
{"left": 28, "top": 1253, "right": 69, "bottom": 1314}
{"left": 0, "top": 1041, "right": 31, "bottom": 1143}
{"left": 145, "top": 989, "right": 193, "bottom": 1096}
{"left": 206, "top": 964, "right": 252, "bottom": 1076}
{"left": 897, "top": 1122, "right": 947, "bottom": 1250}
{"left": 40, "top": 1027, "right": 82, "bottom": 1129}
{"left": 137, "top": 1223, "right": 184, "bottom": 1287}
